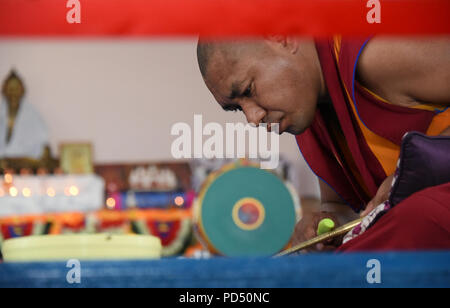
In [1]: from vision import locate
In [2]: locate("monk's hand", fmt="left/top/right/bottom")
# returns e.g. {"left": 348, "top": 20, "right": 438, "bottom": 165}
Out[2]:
{"left": 360, "top": 174, "right": 394, "bottom": 217}
{"left": 292, "top": 211, "right": 341, "bottom": 252}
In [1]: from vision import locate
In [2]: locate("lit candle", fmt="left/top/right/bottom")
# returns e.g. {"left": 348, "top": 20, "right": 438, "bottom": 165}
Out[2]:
{"left": 9, "top": 186, "right": 18, "bottom": 197}
{"left": 174, "top": 196, "right": 184, "bottom": 207}
{"left": 64, "top": 187, "right": 71, "bottom": 196}
{"left": 106, "top": 197, "right": 116, "bottom": 209}
{"left": 22, "top": 187, "right": 32, "bottom": 197}
{"left": 47, "top": 187, "right": 56, "bottom": 197}
{"left": 4, "top": 173, "right": 13, "bottom": 184}
{"left": 69, "top": 185, "right": 79, "bottom": 196}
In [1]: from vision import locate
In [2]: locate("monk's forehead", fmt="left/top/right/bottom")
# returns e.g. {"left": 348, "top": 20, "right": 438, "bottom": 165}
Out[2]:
{"left": 204, "top": 53, "right": 239, "bottom": 97}
{"left": 207, "top": 51, "right": 235, "bottom": 78}
{"left": 203, "top": 40, "right": 267, "bottom": 101}
{"left": 7, "top": 78, "right": 21, "bottom": 85}
{"left": 5, "top": 77, "right": 23, "bottom": 87}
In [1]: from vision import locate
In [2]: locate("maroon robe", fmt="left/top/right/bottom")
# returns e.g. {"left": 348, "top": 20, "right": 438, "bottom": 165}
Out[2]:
{"left": 296, "top": 37, "right": 439, "bottom": 212}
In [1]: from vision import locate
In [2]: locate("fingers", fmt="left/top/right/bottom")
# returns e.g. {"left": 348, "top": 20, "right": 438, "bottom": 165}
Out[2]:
{"left": 361, "top": 174, "right": 394, "bottom": 217}
{"left": 360, "top": 201, "right": 375, "bottom": 217}
{"left": 310, "top": 213, "right": 341, "bottom": 252}
{"left": 315, "top": 243, "right": 337, "bottom": 252}
{"left": 305, "top": 225, "right": 317, "bottom": 240}
{"left": 291, "top": 211, "right": 342, "bottom": 252}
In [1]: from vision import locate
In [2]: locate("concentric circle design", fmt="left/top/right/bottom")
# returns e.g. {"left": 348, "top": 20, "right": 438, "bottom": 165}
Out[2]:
{"left": 232, "top": 197, "right": 265, "bottom": 231}
{"left": 196, "top": 165, "right": 297, "bottom": 257}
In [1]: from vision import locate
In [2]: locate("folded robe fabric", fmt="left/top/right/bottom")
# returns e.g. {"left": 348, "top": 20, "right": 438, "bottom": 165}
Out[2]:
{"left": 341, "top": 132, "right": 450, "bottom": 248}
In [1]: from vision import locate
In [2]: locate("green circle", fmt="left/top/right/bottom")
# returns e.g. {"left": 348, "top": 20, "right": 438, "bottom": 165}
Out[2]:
{"left": 201, "top": 166, "right": 296, "bottom": 256}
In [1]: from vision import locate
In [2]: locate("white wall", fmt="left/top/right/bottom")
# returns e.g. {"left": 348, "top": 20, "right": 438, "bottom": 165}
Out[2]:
{"left": 0, "top": 39, "right": 319, "bottom": 197}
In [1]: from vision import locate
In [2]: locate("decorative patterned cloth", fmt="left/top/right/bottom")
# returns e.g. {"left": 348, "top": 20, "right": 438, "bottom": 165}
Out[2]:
{"left": 343, "top": 200, "right": 391, "bottom": 244}
{"left": 0, "top": 209, "right": 193, "bottom": 257}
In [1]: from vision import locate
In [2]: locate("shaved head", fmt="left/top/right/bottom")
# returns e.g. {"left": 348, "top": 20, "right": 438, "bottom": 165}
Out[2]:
{"left": 197, "top": 39, "right": 265, "bottom": 79}
{"left": 196, "top": 37, "right": 326, "bottom": 135}
{"left": 196, "top": 40, "right": 215, "bottom": 77}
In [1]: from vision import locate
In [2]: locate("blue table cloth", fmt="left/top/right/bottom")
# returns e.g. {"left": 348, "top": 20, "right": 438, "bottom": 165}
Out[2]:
{"left": 1, "top": 251, "right": 449, "bottom": 288}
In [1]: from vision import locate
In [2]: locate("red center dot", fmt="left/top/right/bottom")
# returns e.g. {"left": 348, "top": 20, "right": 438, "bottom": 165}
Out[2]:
{"left": 238, "top": 203, "right": 260, "bottom": 225}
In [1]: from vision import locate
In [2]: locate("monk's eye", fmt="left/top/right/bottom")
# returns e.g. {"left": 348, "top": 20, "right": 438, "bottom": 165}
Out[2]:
{"left": 223, "top": 105, "right": 242, "bottom": 112}
{"left": 230, "top": 105, "right": 243, "bottom": 112}
{"left": 243, "top": 83, "right": 252, "bottom": 97}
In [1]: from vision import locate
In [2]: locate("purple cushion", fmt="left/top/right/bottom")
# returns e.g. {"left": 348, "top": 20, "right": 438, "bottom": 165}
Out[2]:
{"left": 389, "top": 131, "right": 450, "bottom": 206}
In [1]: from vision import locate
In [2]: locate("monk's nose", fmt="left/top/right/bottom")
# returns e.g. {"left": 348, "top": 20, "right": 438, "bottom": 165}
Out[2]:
{"left": 245, "top": 107, "right": 266, "bottom": 126}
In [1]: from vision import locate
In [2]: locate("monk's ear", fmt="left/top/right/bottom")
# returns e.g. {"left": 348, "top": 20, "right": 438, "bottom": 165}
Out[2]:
{"left": 264, "top": 35, "right": 299, "bottom": 54}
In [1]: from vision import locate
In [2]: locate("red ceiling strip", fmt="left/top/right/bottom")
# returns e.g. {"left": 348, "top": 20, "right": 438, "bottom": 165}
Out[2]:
{"left": 0, "top": 0, "right": 449, "bottom": 37}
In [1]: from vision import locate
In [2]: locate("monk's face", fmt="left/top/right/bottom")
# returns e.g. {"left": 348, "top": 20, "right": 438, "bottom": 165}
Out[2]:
{"left": 203, "top": 39, "right": 323, "bottom": 135}
{"left": 3, "top": 78, "right": 25, "bottom": 105}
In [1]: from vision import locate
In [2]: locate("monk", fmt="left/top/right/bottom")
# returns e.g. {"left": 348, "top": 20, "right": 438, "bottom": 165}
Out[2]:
{"left": 0, "top": 70, "right": 49, "bottom": 160}
{"left": 196, "top": 37, "right": 450, "bottom": 252}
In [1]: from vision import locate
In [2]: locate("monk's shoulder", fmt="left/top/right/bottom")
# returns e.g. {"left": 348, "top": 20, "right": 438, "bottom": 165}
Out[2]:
{"left": 356, "top": 38, "right": 450, "bottom": 106}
